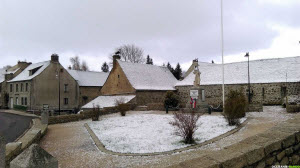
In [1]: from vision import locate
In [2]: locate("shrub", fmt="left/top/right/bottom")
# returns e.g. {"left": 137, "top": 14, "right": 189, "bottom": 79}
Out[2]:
{"left": 170, "top": 111, "right": 201, "bottom": 144}
{"left": 117, "top": 104, "right": 131, "bottom": 116}
{"left": 224, "top": 90, "right": 247, "bottom": 126}
{"left": 286, "top": 105, "right": 300, "bottom": 113}
{"left": 92, "top": 105, "right": 100, "bottom": 121}
{"left": 164, "top": 91, "right": 179, "bottom": 113}
{"left": 13, "top": 105, "right": 28, "bottom": 111}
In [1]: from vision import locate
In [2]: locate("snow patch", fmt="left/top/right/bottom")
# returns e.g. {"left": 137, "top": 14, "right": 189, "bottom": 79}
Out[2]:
{"left": 89, "top": 113, "right": 244, "bottom": 153}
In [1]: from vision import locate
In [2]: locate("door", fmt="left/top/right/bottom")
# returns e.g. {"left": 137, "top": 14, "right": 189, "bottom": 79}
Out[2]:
{"left": 10, "top": 98, "right": 13, "bottom": 108}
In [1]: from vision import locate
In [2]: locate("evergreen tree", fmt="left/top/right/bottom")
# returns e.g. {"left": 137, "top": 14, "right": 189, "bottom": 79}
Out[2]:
{"left": 146, "top": 55, "right": 153, "bottom": 65}
{"left": 173, "top": 63, "right": 182, "bottom": 80}
{"left": 101, "top": 62, "right": 110, "bottom": 72}
{"left": 167, "top": 62, "right": 174, "bottom": 73}
{"left": 212, "top": 60, "right": 214, "bottom": 64}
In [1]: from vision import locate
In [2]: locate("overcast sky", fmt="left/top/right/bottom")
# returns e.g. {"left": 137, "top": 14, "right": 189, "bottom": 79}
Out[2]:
{"left": 1, "top": 0, "right": 300, "bottom": 71}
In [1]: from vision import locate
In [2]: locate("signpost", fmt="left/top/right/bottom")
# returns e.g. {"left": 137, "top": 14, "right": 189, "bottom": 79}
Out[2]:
{"left": 42, "top": 104, "right": 49, "bottom": 124}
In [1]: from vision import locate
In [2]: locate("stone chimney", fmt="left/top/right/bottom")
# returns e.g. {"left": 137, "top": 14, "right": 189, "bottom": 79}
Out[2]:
{"left": 17, "top": 61, "right": 32, "bottom": 69}
{"left": 113, "top": 51, "right": 121, "bottom": 68}
{"left": 51, "top": 54, "right": 59, "bottom": 63}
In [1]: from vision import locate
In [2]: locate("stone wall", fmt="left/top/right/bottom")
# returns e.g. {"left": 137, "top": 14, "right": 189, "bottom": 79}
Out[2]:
{"left": 170, "top": 115, "right": 300, "bottom": 168}
{"left": 176, "top": 82, "right": 300, "bottom": 107}
{"left": 101, "top": 61, "right": 135, "bottom": 95}
{"left": 79, "top": 86, "right": 102, "bottom": 107}
{"left": 135, "top": 90, "right": 169, "bottom": 106}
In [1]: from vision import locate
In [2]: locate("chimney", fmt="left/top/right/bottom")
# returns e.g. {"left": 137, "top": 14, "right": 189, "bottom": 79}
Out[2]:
{"left": 112, "top": 51, "right": 121, "bottom": 68}
{"left": 51, "top": 54, "right": 59, "bottom": 63}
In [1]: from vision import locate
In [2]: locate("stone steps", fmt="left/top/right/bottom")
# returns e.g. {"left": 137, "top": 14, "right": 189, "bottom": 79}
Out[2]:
{"left": 134, "top": 106, "right": 148, "bottom": 111}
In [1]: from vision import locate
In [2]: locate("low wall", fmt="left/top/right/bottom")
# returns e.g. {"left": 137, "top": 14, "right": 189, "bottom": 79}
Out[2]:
{"left": 170, "top": 114, "right": 300, "bottom": 168}
{"left": 5, "top": 118, "right": 47, "bottom": 166}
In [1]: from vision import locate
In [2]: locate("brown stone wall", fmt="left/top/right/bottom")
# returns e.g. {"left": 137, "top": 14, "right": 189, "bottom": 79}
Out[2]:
{"left": 79, "top": 86, "right": 102, "bottom": 107}
{"left": 176, "top": 82, "right": 300, "bottom": 107}
{"left": 135, "top": 90, "right": 170, "bottom": 106}
{"left": 101, "top": 61, "right": 135, "bottom": 95}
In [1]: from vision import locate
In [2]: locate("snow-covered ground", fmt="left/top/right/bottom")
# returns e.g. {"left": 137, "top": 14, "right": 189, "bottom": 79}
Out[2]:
{"left": 88, "top": 112, "right": 245, "bottom": 153}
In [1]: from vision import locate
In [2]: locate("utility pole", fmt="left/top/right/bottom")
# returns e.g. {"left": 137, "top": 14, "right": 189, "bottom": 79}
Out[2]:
{"left": 221, "top": 0, "right": 225, "bottom": 111}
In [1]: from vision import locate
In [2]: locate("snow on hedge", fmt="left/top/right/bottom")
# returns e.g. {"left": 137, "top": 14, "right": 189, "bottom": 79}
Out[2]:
{"left": 89, "top": 113, "right": 245, "bottom": 153}
{"left": 177, "top": 56, "right": 300, "bottom": 86}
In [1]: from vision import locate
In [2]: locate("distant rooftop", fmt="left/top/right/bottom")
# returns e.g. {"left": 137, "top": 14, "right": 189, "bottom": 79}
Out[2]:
{"left": 67, "top": 69, "right": 109, "bottom": 87}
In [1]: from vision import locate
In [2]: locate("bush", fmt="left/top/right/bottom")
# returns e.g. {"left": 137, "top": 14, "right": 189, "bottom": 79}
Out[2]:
{"left": 224, "top": 90, "right": 247, "bottom": 126}
{"left": 286, "top": 105, "right": 300, "bottom": 113}
{"left": 92, "top": 105, "right": 100, "bottom": 121}
{"left": 170, "top": 111, "right": 201, "bottom": 144}
{"left": 164, "top": 91, "right": 179, "bottom": 113}
{"left": 117, "top": 104, "right": 131, "bottom": 116}
{"left": 13, "top": 105, "right": 28, "bottom": 111}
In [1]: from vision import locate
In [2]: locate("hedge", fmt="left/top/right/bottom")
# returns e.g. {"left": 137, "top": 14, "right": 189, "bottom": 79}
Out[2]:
{"left": 13, "top": 105, "right": 28, "bottom": 111}
{"left": 287, "top": 105, "right": 300, "bottom": 113}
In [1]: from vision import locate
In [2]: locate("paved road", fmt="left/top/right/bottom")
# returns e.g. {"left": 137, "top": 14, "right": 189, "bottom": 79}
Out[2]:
{"left": 0, "top": 112, "right": 34, "bottom": 143}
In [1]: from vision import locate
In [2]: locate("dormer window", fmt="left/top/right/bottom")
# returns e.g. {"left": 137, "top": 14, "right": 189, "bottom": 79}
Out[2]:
{"left": 29, "top": 66, "right": 42, "bottom": 76}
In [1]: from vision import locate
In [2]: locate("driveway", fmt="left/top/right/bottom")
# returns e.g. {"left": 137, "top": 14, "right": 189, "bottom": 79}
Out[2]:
{"left": 0, "top": 112, "right": 34, "bottom": 143}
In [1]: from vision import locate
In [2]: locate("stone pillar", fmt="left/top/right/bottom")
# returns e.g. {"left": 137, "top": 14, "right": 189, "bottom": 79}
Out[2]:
{"left": 41, "top": 111, "right": 49, "bottom": 124}
{"left": 0, "top": 136, "right": 6, "bottom": 168}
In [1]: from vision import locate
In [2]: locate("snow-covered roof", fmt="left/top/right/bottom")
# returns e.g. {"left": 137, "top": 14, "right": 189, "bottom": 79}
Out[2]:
{"left": 8, "top": 61, "right": 51, "bottom": 82}
{"left": 117, "top": 60, "right": 177, "bottom": 90}
{"left": 82, "top": 95, "right": 136, "bottom": 109}
{"left": 67, "top": 69, "right": 109, "bottom": 87}
{"left": 0, "top": 68, "right": 6, "bottom": 83}
{"left": 176, "top": 56, "right": 300, "bottom": 86}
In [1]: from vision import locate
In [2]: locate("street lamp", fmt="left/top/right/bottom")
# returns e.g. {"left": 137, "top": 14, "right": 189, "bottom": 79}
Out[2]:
{"left": 245, "top": 52, "right": 251, "bottom": 103}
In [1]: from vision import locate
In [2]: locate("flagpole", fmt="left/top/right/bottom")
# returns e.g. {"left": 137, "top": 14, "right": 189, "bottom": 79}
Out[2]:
{"left": 221, "top": 0, "right": 225, "bottom": 111}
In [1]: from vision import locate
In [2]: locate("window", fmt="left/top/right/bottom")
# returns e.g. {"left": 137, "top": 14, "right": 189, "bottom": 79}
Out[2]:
{"left": 16, "top": 84, "right": 19, "bottom": 92}
{"left": 16, "top": 97, "right": 19, "bottom": 105}
{"left": 64, "top": 98, "right": 68, "bottom": 105}
{"left": 21, "top": 83, "right": 24, "bottom": 92}
{"left": 26, "top": 83, "right": 28, "bottom": 92}
{"left": 24, "top": 97, "right": 27, "bottom": 106}
{"left": 201, "top": 89, "right": 205, "bottom": 102}
{"left": 10, "top": 84, "right": 13, "bottom": 92}
{"left": 21, "top": 97, "right": 24, "bottom": 105}
{"left": 29, "top": 66, "right": 42, "bottom": 76}
{"left": 64, "top": 84, "right": 68, "bottom": 92}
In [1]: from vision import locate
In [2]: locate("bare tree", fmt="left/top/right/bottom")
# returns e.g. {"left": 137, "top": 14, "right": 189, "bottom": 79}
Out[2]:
{"left": 170, "top": 111, "right": 201, "bottom": 144}
{"left": 81, "top": 61, "right": 89, "bottom": 71}
{"left": 109, "top": 44, "right": 145, "bottom": 64}
{"left": 3, "top": 65, "right": 12, "bottom": 70}
{"left": 70, "top": 56, "right": 81, "bottom": 70}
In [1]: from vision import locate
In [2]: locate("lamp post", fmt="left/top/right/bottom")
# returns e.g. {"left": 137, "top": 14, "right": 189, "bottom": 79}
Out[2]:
{"left": 245, "top": 52, "right": 250, "bottom": 103}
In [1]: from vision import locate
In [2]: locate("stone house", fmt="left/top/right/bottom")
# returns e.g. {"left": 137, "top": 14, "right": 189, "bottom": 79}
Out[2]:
{"left": 176, "top": 56, "right": 300, "bottom": 109}
{"left": 7, "top": 55, "right": 79, "bottom": 111}
{"left": 0, "top": 61, "right": 31, "bottom": 108}
{"left": 84, "top": 54, "right": 178, "bottom": 108}
{"left": 67, "top": 69, "right": 109, "bottom": 107}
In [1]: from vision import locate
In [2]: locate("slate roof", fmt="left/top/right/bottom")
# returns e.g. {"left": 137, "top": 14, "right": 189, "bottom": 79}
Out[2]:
{"left": 176, "top": 56, "right": 300, "bottom": 86}
{"left": 117, "top": 60, "right": 177, "bottom": 90}
{"left": 67, "top": 70, "right": 109, "bottom": 87}
{"left": 8, "top": 61, "right": 51, "bottom": 82}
